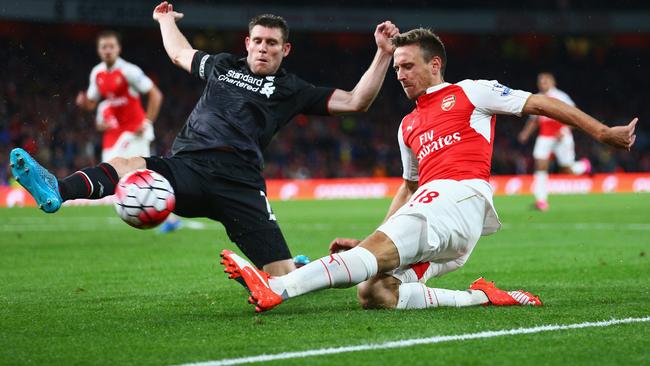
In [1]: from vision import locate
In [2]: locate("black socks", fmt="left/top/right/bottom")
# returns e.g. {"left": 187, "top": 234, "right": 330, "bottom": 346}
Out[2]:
{"left": 58, "top": 163, "right": 119, "bottom": 201}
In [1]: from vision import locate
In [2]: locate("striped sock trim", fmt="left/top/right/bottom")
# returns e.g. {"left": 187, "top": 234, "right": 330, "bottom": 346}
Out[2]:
{"left": 318, "top": 259, "right": 332, "bottom": 287}
{"left": 77, "top": 171, "right": 93, "bottom": 197}
{"left": 98, "top": 163, "right": 117, "bottom": 185}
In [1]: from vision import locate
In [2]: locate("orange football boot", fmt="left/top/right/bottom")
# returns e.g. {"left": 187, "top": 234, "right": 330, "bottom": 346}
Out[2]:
{"left": 220, "top": 249, "right": 282, "bottom": 313}
{"left": 470, "top": 277, "right": 543, "bottom": 306}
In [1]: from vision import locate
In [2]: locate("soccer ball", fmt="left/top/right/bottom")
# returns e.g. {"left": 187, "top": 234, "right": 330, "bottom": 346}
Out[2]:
{"left": 114, "top": 169, "right": 175, "bottom": 229}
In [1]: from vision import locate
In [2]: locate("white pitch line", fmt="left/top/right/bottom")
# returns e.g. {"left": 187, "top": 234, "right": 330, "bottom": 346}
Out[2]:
{"left": 176, "top": 316, "right": 650, "bottom": 366}
{"left": 501, "top": 223, "right": 650, "bottom": 231}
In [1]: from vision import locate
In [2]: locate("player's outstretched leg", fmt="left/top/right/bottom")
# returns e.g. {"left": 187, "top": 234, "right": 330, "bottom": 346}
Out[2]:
{"left": 10, "top": 148, "right": 62, "bottom": 213}
{"left": 221, "top": 243, "right": 378, "bottom": 313}
{"left": 220, "top": 249, "right": 282, "bottom": 313}
{"left": 10, "top": 148, "right": 137, "bottom": 213}
{"left": 384, "top": 279, "right": 541, "bottom": 310}
{"left": 470, "top": 277, "right": 542, "bottom": 306}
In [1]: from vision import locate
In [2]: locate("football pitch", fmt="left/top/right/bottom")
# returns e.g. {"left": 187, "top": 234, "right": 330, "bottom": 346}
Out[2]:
{"left": 1, "top": 194, "right": 649, "bottom": 366}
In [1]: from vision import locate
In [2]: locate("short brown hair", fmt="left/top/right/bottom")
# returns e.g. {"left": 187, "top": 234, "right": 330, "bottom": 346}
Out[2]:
{"left": 392, "top": 28, "right": 446, "bottom": 77}
{"left": 97, "top": 30, "right": 121, "bottom": 45}
{"left": 538, "top": 72, "right": 556, "bottom": 81}
{"left": 248, "top": 14, "right": 290, "bottom": 43}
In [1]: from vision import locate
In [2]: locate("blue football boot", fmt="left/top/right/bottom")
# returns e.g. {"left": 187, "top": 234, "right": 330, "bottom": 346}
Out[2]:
{"left": 158, "top": 217, "right": 182, "bottom": 234}
{"left": 293, "top": 254, "right": 311, "bottom": 268}
{"left": 10, "top": 148, "right": 62, "bottom": 213}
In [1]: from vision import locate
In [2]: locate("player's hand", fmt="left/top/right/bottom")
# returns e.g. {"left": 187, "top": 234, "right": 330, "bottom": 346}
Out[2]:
{"left": 153, "top": 1, "right": 184, "bottom": 23}
{"left": 135, "top": 119, "right": 153, "bottom": 137}
{"left": 329, "top": 238, "right": 362, "bottom": 254}
{"left": 517, "top": 131, "right": 528, "bottom": 144}
{"left": 601, "top": 118, "right": 638, "bottom": 151}
{"left": 374, "top": 21, "right": 400, "bottom": 54}
{"left": 75, "top": 91, "right": 87, "bottom": 107}
{"left": 96, "top": 123, "right": 109, "bottom": 132}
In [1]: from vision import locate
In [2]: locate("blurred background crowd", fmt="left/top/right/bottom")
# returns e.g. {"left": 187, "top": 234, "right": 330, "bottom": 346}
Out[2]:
{"left": 1, "top": 0, "right": 649, "bottom": 185}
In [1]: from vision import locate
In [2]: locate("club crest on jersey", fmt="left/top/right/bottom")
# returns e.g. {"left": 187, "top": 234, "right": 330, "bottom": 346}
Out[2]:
{"left": 260, "top": 76, "right": 276, "bottom": 98}
{"left": 441, "top": 95, "right": 456, "bottom": 111}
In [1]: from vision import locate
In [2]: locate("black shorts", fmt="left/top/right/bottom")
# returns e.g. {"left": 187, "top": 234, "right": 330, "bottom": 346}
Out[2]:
{"left": 144, "top": 151, "right": 291, "bottom": 268}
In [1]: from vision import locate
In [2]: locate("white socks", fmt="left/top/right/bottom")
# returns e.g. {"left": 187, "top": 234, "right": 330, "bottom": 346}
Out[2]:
{"left": 396, "top": 282, "right": 488, "bottom": 309}
{"left": 269, "top": 246, "right": 378, "bottom": 299}
{"left": 570, "top": 160, "right": 588, "bottom": 175}
{"left": 266, "top": 247, "right": 491, "bottom": 310}
{"left": 533, "top": 170, "right": 548, "bottom": 202}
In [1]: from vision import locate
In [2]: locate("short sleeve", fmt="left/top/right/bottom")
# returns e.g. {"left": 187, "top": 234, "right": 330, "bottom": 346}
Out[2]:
{"left": 86, "top": 68, "right": 100, "bottom": 101}
{"left": 122, "top": 63, "right": 153, "bottom": 94}
{"left": 458, "top": 79, "right": 532, "bottom": 117}
{"left": 191, "top": 51, "right": 219, "bottom": 80}
{"left": 398, "top": 121, "right": 419, "bottom": 181}
{"left": 293, "top": 79, "right": 335, "bottom": 116}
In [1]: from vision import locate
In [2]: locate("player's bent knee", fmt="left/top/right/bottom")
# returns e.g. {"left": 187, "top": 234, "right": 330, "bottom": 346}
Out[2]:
{"left": 359, "top": 231, "right": 400, "bottom": 273}
{"left": 107, "top": 156, "right": 146, "bottom": 178}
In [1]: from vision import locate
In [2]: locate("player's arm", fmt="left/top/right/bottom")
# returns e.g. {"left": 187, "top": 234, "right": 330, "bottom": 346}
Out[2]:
{"left": 153, "top": 2, "right": 197, "bottom": 73}
{"left": 330, "top": 123, "right": 417, "bottom": 254}
{"left": 122, "top": 62, "right": 164, "bottom": 128}
{"left": 329, "top": 180, "right": 417, "bottom": 254}
{"left": 326, "top": 21, "right": 399, "bottom": 114}
{"left": 517, "top": 115, "right": 538, "bottom": 144}
{"left": 522, "top": 94, "right": 637, "bottom": 150}
{"left": 76, "top": 70, "right": 100, "bottom": 111}
{"left": 382, "top": 121, "right": 420, "bottom": 223}
{"left": 382, "top": 179, "right": 418, "bottom": 223}
{"left": 145, "top": 84, "right": 163, "bottom": 123}
{"left": 76, "top": 92, "right": 98, "bottom": 111}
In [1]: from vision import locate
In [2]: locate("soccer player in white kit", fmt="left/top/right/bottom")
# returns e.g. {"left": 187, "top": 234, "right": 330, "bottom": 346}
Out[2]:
{"left": 518, "top": 72, "right": 591, "bottom": 211}
{"left": 76, "top": 30, "right": 163, "bottom": 162}
{"left": 220, "top": 29, "right": 638, "bottom": 313}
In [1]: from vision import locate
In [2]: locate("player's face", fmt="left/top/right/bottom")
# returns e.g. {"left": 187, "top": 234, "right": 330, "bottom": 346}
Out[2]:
{"left": 97, "top": 37, "right": 121, "bottom": 65}
{"left": 537, "top": 74, "right": 555, "bottom": 93}
{"left": 393, "top": 45, "right": 438, "bottom": 100}
{"left": 245, "top": 25, "right": 291, "bottom": 76}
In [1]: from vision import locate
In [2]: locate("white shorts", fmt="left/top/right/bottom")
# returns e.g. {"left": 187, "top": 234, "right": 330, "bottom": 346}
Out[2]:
{"left": 377, "top": 180, "right": 491, "bottom": 283}
{"left": 533, "top": 133, "right": 575, "bottom": 167}
{"left": 102, "top": 123, "right": 154, "bottom": 162}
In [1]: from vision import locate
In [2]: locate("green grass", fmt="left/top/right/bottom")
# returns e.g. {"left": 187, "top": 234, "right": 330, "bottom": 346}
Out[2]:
{"left": 1, "top": 194, "right": 649, "bottom": 365}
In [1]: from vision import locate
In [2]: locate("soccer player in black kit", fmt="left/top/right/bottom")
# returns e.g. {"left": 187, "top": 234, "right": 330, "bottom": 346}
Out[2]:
{"left": 9, "top": 1, "right": 399, "bottom": 276}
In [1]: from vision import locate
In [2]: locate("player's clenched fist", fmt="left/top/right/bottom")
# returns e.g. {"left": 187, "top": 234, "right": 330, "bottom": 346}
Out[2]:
{"left": 375, "top": 21, "right": 400, "bottom": 54}
{"left": 153, "top": 1, "right": 184, "bottom": 22}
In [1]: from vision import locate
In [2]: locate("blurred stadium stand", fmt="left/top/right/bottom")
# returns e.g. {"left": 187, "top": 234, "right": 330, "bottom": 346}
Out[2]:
{"left": 1, "top": 0, "right": 648, "bottom": 184}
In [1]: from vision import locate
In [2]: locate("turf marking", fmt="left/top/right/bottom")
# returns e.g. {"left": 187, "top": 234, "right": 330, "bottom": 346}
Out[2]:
{"left": 176, "top": 316, "right": 650, "bottom": 366}
{"left": 501, "top": 223, "right": 650, "bottom": 231}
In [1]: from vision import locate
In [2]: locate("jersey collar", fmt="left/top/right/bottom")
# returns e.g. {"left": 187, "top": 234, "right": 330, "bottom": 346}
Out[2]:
{"left": 416, "top": 82, "right": 452, "bottom": 107}
{"left": 105, "top": 57, "right": 124, "bottom": 71}
{"left": 544, "top": 87, "right": 558, "bottom": 95}
{"left": 425, "top": 82, "right": 451, "bottom": 95}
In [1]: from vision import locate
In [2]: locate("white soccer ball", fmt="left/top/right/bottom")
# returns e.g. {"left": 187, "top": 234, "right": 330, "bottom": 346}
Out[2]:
{"left": 114, "top": 169, "right": 175, "bottom": 229}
